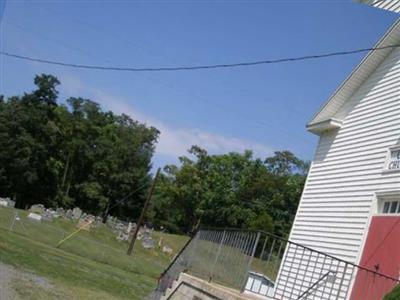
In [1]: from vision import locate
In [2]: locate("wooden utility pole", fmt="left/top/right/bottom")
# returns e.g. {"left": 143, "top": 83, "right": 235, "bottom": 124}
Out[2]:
{"left": 127, "top": 168, "right": 161, "bottom": 256}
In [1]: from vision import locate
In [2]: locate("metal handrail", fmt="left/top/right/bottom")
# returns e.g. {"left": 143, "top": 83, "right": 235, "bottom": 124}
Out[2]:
{"left": 153, "top": 227, "right": 400, "bottom": 300}
{"left": 201, "top": 226, "right": 400, "bottom": 283}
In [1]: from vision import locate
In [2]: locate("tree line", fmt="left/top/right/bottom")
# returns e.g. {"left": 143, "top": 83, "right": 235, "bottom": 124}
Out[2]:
{"left": 0, "top": 74, "right": 309, "bottom": 236}
{"left": 149, "top": 146, "right": 309, "bottom": 237}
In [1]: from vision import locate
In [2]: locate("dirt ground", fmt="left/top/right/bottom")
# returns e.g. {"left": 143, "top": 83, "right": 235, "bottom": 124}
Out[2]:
{"left": 0, "top": 262, "right": 64, "bottom": 300}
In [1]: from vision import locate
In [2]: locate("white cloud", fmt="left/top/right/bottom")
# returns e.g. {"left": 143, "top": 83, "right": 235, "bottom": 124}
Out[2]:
{"left": 60, "top": 75, "right": 273, "bottom": 160}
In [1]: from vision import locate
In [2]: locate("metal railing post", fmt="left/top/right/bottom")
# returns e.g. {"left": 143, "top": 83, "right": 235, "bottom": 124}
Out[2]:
{"left": 335, "top": 263, "right": 348, "bottom": 300}
{"left": 259, "top": 235, "right": 269, "bottom": 261}
{"left": 209, "top": 229, "right": 226, "bottom": 282}
{"left": 241, "top": 231, "right": 261, "bottom": 292}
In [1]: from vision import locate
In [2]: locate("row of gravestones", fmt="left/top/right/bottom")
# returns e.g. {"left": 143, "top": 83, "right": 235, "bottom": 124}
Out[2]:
{"left": 27, "top": 204, "right": 173, "bottom": 252}
{"left": 108, "top": 217, "right": 158, "bottom": 249}
{"left": 29, "top": 204, "right": 83, "bottom": 222}
{"left": 0, "top": 197, "right": 15, "bottom": 208}
{"left": 104, "top": 215, "right": 175, "bottom": 253}
{"left": 28, "top": 205, "right": 102, "bottom": 229}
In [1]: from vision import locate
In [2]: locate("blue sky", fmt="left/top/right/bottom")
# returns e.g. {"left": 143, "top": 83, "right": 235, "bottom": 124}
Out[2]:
{"left": 0, "top": 0, "right": 398, "bottom": 169}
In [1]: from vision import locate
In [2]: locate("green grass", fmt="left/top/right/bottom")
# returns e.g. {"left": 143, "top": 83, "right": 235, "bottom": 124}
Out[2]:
{"left": 0, "top": 206, "right": 189, "bottom": 299}
{"left": 384, "top": 285, "right": 400, "bottom": 300}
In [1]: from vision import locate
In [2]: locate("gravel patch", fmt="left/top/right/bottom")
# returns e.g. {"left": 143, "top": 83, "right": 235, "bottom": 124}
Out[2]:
{"left": 0, "top": 262, "right": 55, "bottom": 299}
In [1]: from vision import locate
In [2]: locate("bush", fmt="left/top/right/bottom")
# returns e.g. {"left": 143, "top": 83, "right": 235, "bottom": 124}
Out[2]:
{"left": 384, "top": 285, "right": 400, "bottom": 300}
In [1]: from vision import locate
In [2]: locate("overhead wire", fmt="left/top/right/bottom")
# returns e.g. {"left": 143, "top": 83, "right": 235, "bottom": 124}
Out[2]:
{"left": 107, "top": 182, "right": 150, "bottom": 212}
{"left": 9, "top": 3, "right": 379, "bottom": 151}
{"left": 1, "top": 44, "right": 399, "bottom": 72}
{"left": 3, "top": 6, "right": 316, "bottom": 150}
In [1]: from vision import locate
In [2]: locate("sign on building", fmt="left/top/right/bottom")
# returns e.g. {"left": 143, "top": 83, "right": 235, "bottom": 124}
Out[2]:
{"left": 385, "top": 146, "right": 400, "bottom": 172}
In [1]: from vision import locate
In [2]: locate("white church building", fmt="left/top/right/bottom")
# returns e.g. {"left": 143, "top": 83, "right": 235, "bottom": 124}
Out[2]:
{"left": 276, "top": 15, "right": 400, "bottom": 300}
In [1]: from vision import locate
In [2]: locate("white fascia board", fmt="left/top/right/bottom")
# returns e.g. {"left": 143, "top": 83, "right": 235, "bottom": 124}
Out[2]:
{"left": 308, "top": 19, "right": 400, "bottom": 127}
{"left": 306, "top": 118, "right": 343, "bottom": 135}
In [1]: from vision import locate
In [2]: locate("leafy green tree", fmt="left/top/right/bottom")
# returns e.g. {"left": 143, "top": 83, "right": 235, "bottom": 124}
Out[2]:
{"left": 150, "top": 147, "right": 308, "bottom": 236}
{"left": 249, "top": 212, "right": 274, "bottom": 233}
{"left": 0, "top": 74, "right": 158, "bottom": 219}
{"left": 0, "top": 73, "right": 308, "bottom": 236}
{"left": 0, "top": 75, "right": 62, "bottom": 208}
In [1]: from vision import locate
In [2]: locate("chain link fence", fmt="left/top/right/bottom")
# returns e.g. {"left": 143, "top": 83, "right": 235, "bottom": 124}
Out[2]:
{"left": 153, "top": 228, "right": 400, "bottom": 300}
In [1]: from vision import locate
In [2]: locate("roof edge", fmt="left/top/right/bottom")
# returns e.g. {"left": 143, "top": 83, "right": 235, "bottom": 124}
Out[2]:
{"left": 308, "top": 18, "right": 400, "bottom": 127}
{"left": 307, "top": 118, "right": 343, "bottom": 135}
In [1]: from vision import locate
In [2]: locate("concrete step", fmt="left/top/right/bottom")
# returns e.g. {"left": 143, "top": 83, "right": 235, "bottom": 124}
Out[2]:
{"left": 161, "top": 279, "right": 180, "bottom": 300}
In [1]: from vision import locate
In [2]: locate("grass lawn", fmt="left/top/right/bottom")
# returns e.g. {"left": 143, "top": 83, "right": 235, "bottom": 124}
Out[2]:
{"left": 384, "top": 285, "right": 400, "bottom": 300}
{"left": 0, "top": 207, "right": 189, "bottom": 299}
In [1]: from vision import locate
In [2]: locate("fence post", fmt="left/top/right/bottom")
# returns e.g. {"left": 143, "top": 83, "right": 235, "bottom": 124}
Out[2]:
{"left": 209, "top": 229, "right": 226, "bottom": 282}
{"left": 335, "top": 263, "right": 348, "bottom": 300}
{"left": 183, "top": 229, "right": 201, "bottom": 273}
{"left": 241, "top": 231, "right": 261, "bottom": 292}
{"left": 259, "top": 235, "right": 269, "bottom": 261}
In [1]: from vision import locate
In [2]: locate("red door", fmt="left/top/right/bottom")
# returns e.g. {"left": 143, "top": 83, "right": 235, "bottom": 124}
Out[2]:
{"left": 350, "top": 216, "right": 400, "bottom": 300}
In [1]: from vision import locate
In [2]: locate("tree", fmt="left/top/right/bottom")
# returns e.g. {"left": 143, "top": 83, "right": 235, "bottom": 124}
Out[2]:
{"left": 33, "top": 74, "right": 60, "bottom": 106}
{"left": 0, "top": 75, "right": 62, "bottom": 208}
{"left": 150, "top": 147, "right": 309, "bottom": 236}
{"left": 0, "top": 74, "right": 158, "bottom": 219}
{"left": 265, "top": 151, "right": 309, "bottom": 176}
{"left": 0, "top": 73, "right": 308, "bottom": 235}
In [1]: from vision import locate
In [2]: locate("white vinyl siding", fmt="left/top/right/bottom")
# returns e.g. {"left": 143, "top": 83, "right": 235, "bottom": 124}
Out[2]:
{"left": 291, "top": 46, "right": 400, "bottom": 261}
{"left": 275, "top": 41, "right": 400, "bottom": 299}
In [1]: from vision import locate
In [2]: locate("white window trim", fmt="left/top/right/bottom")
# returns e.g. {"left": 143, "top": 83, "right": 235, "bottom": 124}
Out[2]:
{"left": 375, "top": 191, "right": 400, "bottom": 216}
{"left": 382, "top": 145, "right": 400, "bottom": 174}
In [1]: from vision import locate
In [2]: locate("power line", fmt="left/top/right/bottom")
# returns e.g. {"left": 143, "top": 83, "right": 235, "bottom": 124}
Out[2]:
{"left": 0, "top": 3, "right": 362, "bottom": 152}
{"left": 108, "top": 181, "right": 150, "bottom": 212}
{"left": 37, "top": 7, "right": 313, "bottom": 149}
{"left": 1, "top": 44, "right": 399, "bottom": 72}
{"left": 0, "top": 10, "right": 313, "bottom": 150}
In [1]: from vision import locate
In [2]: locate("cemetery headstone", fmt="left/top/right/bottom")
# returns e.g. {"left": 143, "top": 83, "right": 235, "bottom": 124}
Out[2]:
{"left": 41, "top": 210, "right": 54, "bottom": 222}
{"left": 117, "top": 231, "right": 129, "bottom": 241}
{"left": 72, "top": 207, "right": 82, "bottom": 219}
{"left": 162, "top": 245, "right": 173, "bottom": 255}
{"left": 30, "top": 204, "right": 45, "bottom": 214}
{"left": 0, "top": 197, "right": 15, "bottom": 208}
{"left": 27, "top": 212, "right": 42, "bottom": 222}
{"left": 56, "top": 207, "right": 65, "bottom": 218}
{"left": 7, "top": 199, "right": 15, "bottom": 208}
{"left": 142, "top": 237, "right": 155, "bottom": 249}
{"left": 66, "top": 209, "right": 73, "bottom": 219}
{"left": 76, "top": 218, "right": 92, "bottom": 231}
{"left": 127, "top": 222, "right": 133, "bottom": 234}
